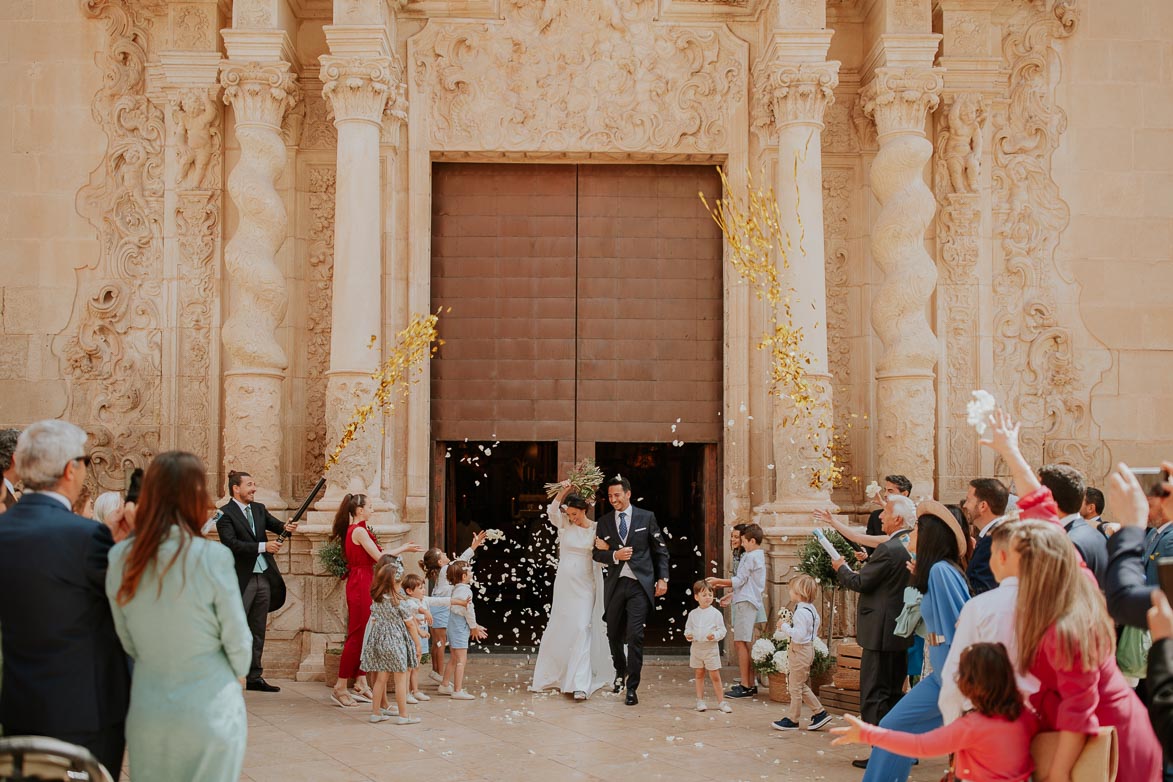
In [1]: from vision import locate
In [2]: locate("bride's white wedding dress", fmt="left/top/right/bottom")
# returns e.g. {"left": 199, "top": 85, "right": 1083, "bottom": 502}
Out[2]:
{"left": 529, "top": 501, "right": 612, "bottom": 697}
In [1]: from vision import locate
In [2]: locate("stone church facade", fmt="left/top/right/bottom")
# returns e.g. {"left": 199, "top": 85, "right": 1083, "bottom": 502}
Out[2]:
{"left": 1, "top": 0, "right": 1169, "bottom": 675}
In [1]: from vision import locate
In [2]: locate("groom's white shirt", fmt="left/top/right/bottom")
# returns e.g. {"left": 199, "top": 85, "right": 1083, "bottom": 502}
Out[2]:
{"left": 612, "top": 504, "right": 639, "bottom": 581}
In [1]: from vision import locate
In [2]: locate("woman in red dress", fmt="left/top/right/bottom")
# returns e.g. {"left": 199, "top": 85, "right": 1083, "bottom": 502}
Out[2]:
{"left": 330, "top": 493, "right": 421, "bottom": 706}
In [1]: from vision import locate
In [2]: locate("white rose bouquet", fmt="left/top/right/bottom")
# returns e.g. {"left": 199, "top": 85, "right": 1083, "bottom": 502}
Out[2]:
{"left": 752, "top": 635, "right": 790, "bottom": 676}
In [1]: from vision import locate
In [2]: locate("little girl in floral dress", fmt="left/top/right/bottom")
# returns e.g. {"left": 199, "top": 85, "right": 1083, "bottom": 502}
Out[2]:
{"left": 361, "top": 554, "right": 422, "bottom": 725}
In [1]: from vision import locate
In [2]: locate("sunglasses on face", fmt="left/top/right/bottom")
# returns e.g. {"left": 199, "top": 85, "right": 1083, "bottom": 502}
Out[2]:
{"left": 66, "top": 454, "right": 92, "bottom": 470}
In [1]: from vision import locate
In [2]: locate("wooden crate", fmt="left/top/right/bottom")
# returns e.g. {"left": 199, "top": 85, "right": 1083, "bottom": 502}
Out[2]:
{"left": 818, "top": 684, "right": 861, "bottom": 716}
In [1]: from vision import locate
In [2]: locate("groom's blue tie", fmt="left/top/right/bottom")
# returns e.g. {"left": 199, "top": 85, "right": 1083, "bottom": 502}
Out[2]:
{"left": 618, "top": 512, "right": 628, "bottom": 542}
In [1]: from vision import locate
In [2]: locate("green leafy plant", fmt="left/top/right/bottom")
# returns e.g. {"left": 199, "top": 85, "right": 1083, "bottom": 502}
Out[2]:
{"left": 318, "top": 528, "right": 382, "bottom": 580}
{"left": 796, "top": 528, "right": 858, "bottom": 588}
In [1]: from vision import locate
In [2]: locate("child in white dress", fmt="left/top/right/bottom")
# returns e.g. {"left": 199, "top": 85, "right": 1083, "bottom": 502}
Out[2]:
{"left": 684, "top": 580, "right": 732, "bottom": 713}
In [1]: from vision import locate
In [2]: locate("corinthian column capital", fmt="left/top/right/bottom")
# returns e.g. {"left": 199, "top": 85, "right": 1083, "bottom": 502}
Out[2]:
{"left": 861, "top": 66, "right": 944, "bottom": 138}
{"left": 320, "top": 55, "right": 403, "bottom": 127}
{"left": 754, "top": 60, "right": 841, "bottom": 135}
{"left": 219, "top": 61, "right": 299, "bottom": 129}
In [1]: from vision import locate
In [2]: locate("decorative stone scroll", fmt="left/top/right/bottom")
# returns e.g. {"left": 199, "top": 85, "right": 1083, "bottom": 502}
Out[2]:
{"left": 219, "top": 61, "right": 300, "bottom": 498}
{"left": 823, "top": 168, "right": 854, "bottom": 485}
{"left": 301, "top": 167, "right": 336, "bottom": 499}
{"left": 410, "top": 0, "right": 745, "bottom": 153}
{"left": 991, "top": 0, "right": 1108, "bottom": 476}
{"left": 62, "top": 0, "right": 167, "bottom": 491}
{"left": 175, "top": 190, "right": 219, "bottom": 465}
{"left": 862, "top": 66, "right": 943, "bottom": 491}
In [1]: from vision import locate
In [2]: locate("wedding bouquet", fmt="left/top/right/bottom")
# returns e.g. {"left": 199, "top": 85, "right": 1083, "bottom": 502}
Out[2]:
{"left": 544, "top": 457, "right": 605, "bottom": 502}
{"left": 966, "top": 389, "right": 997, "bottom": 435}
{"left": 318, "top": 528, "right": 382, "bottom": 580}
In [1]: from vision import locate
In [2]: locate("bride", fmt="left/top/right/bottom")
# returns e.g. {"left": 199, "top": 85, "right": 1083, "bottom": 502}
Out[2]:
{"left": 529, "top": 480, "right": 612, "bottom": 700}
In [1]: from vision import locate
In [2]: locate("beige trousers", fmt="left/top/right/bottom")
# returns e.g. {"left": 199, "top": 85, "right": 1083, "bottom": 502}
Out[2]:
{"left": 787, "top": 641, "right": 823, "bottom": 721}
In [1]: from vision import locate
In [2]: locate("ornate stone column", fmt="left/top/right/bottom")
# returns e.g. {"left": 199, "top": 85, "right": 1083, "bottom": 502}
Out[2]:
{"left": 752, "top": 34, "right": 840, "bottom": 521}
{"left": 219, "top": 60, "right": 299, "bottom": 507}
{"left": 317, "top": 48, "right": 400, "bottom": 504}
{"left": 862, "top": 66, "right": 944, "bottom": 497}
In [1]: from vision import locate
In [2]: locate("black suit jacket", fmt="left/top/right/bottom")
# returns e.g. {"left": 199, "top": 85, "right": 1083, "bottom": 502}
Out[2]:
{"left": 836, "top": 532, "right": 913, "bottom": 652}
{"left": 966, "top": 534, "right": 997, "bottom": 595}
{"left": 1065, "top": 516, "right": 1108, "bottom": 588}
{"left": 0, "top": 493, "right": 130, "bottom": 734}
{"left": 592, "top": 506, "right": 670, "bottom": 605}
{"left": 216, "top": 500, "right": 287, "bottom": 612}
{"left": 1106, "top": 524, "right": 1154, "bottom": 629}
{"left": 1147, "top": 637, "right": 1173, "bottom": 757}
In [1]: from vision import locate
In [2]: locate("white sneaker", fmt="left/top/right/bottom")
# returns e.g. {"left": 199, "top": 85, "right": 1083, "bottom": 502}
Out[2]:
{"left": 380, "top": 706, "right": 399, "bottom": 716}
{"left": 396, "top": 716, "right": 421, "bottom": 725}
{"left": 696, "top": 700, "right": 707, "bottom": 712}
{"left": 406, "top": 693, "right": 419, "bottom": 705}
{"left": 719, "top": 702, "right": 733, "bottom": 714}
{"left": 436, "top": 683, "right": 454, "bottom": 696}
{"left": 450, "top": 690, "right": 476, "bottom": 700}
{"left": 428, "top": 671, "right": 444, "bottom": 683}
{"left": 412, "top": 690, "right": 431, "bottom": 702}
{"left": 369, "top": 714, "right": 390, "bottom": 723}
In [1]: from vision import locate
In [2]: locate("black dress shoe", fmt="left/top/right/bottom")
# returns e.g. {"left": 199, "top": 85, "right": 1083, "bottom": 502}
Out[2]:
{"left": 246, "top": 678, "right": 280, "bottom": 692}
{"left": 625, "top": 689, "right": 638, "bottom": 706}
{"left": 612, "top": 676, "right": 626, "bottom": 694}
{"left": 851, "top": 759, "right": 868, "bottom": 769}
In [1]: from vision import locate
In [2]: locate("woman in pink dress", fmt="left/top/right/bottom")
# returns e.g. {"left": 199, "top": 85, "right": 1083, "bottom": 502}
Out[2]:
{"left": 330, "top": 493, "right": 421, "bottom": 707}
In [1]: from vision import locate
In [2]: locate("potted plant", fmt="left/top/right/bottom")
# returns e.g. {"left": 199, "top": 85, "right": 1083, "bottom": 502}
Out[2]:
{"left": 323, "top": 646, "right": 343, "bottom": 683}
{"left": 751, "top": 634, "right": 791, "bottom": 703}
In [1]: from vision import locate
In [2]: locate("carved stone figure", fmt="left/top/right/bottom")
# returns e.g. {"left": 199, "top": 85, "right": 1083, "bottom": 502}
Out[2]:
{"left": 942, "top": 94, "right": 986, "bottom": 195}
{"left": 174, "top": 89, "right": 220, "bottom": 190}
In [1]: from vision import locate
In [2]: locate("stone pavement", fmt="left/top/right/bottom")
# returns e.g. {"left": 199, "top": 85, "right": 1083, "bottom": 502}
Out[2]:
{"left": 239, "top": 657, "right": 946, "bottom": 781}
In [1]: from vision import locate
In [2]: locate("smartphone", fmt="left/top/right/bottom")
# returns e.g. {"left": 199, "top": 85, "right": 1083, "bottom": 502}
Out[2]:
{"left": 1159, "top": 557, "right": 1173, "bottom": 599}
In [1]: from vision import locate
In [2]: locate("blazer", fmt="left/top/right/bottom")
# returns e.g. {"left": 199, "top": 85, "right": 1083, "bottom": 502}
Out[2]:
{"left": 0, "top": 484, "right": 16, "bottom": 511}
{"left": 592, "top": 505, "right": 670, "bottom": 605}
{"left": 1105, "top": 524, "right": 1155, "bottom": 629}
{"left": 0, "top": 493, "right": 130, "bottom": 735}
{"left": 965, "top": 534, "right": 997, "bottom": 596}
{"left": 1147, "top": 637, "right": 1173, "bottom": 758}
{"left": 836, "top": 531, "right": 913, "bottom": 652}
{"left": 216, "top": 500, "right": 287, "bottom": 613}
{"left": 1065, "top": 516, "right": 1108, "bottom": 587}
{"left": 1144, "top": 524, "right": 1173, "bottom": 585}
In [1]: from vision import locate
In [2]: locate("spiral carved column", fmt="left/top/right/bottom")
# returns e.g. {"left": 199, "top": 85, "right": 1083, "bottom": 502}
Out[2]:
{"left": 863, "top": 67, "right": 944, "bottom": 496}
{"left": 219, "top": 61, "right": 299, "bottom": 505}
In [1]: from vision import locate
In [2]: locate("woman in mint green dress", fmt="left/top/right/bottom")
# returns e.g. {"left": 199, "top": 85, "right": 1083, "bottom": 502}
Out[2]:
{"left": 106, "top": 452, "right": 252, "bottom": 782}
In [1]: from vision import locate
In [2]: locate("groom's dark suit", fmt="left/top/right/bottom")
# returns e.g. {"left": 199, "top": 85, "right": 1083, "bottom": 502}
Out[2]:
{"left": 592, "top": 505, "right": 669, "bottom": 694}
{"left": 217, "top": 499, "right": 287, "bottom": 683}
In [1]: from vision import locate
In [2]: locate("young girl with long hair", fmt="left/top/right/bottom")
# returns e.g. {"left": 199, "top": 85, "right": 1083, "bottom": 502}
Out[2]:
{"left": 329, "top": 494, "right": 421, "bottom": 707}
{"left": 833, "top": 642, "right": 1038, "bottom": 782}
{"left": 360, "top": 554, "right": 422, "bottom": 725}
{"left": 420, "top": 531, "right": 486, "bottom": 682}
{"left": 106, "top": 451, "right": 252, "bottom": 781}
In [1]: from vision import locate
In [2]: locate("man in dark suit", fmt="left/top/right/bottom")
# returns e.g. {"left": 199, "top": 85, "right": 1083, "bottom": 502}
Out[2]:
{"left": 1040, "top": 463, "right": 1108, "bottom": 587}
{"left": 0, "top": 420, "right": 129, "bottom": 774}
{"left": 216, "top": 469, "right": 297, "bottom": 692}
{"left": 592, "top": 475, "right": 670, "bottom": 706}
{"left": 863, "top": 474, "right": 912, "bottom": 554}
{"left": 833, "top": 494, "right": 915, "bottom": 769}
{"left": 0, "top": 427, "right": 20, "bottom": 511}
{"left": 1081, "top": 486, "right": 1110, "bottom": 537}
{"left": 961, "top": 477, "right": 1010, "bottom": 595}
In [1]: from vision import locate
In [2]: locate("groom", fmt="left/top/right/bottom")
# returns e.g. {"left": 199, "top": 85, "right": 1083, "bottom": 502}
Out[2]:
{"left": 592, "top": 475, "right": 670, "bottom": 705}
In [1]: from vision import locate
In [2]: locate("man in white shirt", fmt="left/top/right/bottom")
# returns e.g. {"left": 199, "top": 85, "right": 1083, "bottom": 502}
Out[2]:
{"left": 939, "top": 519, "right": 1039, "bottom": 723}
{"left": 708, "top": 523, "right": 765, "bottom": 698}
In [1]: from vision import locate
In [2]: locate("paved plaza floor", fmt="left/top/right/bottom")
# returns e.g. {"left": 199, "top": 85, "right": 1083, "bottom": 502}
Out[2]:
{"left": 238, "top": 657, "right": 946, "bottom": 782}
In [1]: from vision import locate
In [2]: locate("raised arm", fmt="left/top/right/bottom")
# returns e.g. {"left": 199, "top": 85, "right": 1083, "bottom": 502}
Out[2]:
{"left": 815, "top": 508, "right": 887, "bottom": 549}
{"left": 979, "top": 409, "right": 1041, "bottom": 497}
{"left": 1106, "top": 462, "right": 1161, "bottom": 628}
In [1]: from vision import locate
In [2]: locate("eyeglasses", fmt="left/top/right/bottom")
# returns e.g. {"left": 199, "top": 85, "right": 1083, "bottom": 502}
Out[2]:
{"left": 66, "top": 454, "right": 92, "bottom": 471}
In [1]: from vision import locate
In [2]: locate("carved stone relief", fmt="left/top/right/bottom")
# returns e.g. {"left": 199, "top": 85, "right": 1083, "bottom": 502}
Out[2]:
{"left": 949, "top": 13, "right": 986, "bottom": 57}
{"left": 822, "top": 98, "right": 860, "bottom": 154}
{"left": 62, "top": 0, "right": 167, "bottom": 491}
{"left": 991, "top": 0, "right": 1108, "bottom": 476}
{"left": 823, "top": 168, "right": 854, "bottom": 482}
{"left": 170, "top": 4, "right": 211, "bottom": 49}
{"left": 301, "top": 92, "right": 338, "bottom": 150}
{"left": 170, "top": 87, "right": 222, "bottom": 190}
{"left": 302, "top": 166, "right": 336, "bottom": 498}
{"left": 175, "top": 191, "right": 219, "bottom": 465}
{"left": 410, "top": 0, "right": 745, "bottom": 153}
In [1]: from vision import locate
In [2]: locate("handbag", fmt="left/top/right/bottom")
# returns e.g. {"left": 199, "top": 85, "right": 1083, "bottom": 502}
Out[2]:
{"left": 1030, "top": 726, "right": 1118, "bottom": 782}
{"left": 1116, "top": 625, "right": 1152, "bottom": 679}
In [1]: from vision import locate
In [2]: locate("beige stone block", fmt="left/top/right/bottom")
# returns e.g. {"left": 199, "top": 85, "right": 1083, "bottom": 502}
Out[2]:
{"left": 1131, "top": 218, "right": 1173, "bottom": 261}
{"left": 1070, "top": 40, "right": 1112, "bottom": 83}
{"left": 1067, "top": 215, "right": 1132, "bottom": 259}
{"left": 1141, "top": 308, "right": 1173, "bottom": 349}
{"left": 1110, "top": 41, "right": 1164, "bottom": 82}
{"left": 1091, "top": 396, "right": 1142, "bottom": 440}
{"left": 1144, "top": 85, "right": 1173, "bottom": 128}
{"left": 1087, "top": 1, "right": 1148, "bottom": 40}
{"left": 1081, "top": 305, "right": 1145, "bottom": 350}
{"left": 0, "top": 239, "right": 44, "bottom": 280}
{"left": 1073, "top": 128, "right": 1134, "bottom": 171}
{"left": 1117, "top": 350, "right": 1165, "bottom": 392}
{"left": 8, "top": 193, "right": 74, "bottom": 242}
{"left": 1142, "top": 172, "right": 1173, "bottom": 217}
{"left": 1133, "top": 129, "right": 1173, "bottom": 171}
{"left": 1146, "top": 0, "right": 1173, "bottom": 40}
{"left": 0, "top": 0, "right": 34, "bottom": 20}
{"left": 3, "top": 286, "right": 72, "bottom": 334}
{"left": 1069, "top": 83, "right": 1141, "bottom": 129}
{"left": 0, "top": 379, "right": 67, "bottom": 421}
{"left": 0, "top": 335, "right": 30, "bottom": 379}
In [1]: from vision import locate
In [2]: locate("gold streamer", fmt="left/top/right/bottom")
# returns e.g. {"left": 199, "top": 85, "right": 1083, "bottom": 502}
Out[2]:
{"left": 325, "top": 311, "right": 444, "bottom": 471}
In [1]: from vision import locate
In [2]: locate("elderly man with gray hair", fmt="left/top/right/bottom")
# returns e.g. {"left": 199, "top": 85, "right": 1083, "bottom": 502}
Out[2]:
{"left": 830, "top": 494, "right": 917, "bottom": 770}
{"left": 0, "top": 420, "right": 130, "bottom": 775}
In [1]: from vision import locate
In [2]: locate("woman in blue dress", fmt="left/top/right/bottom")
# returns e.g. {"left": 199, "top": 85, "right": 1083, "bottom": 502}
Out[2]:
{"left": 106, "top": 452, "right": 252, "bottom": 782}
{"left": 860, "top": 500, "right": 972, "bottom": 782}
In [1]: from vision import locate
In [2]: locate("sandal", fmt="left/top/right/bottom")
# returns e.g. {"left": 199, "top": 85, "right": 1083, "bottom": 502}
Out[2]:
{"left": 351, "top": 687, "right": 373, "bottom": 704}
{"left": 329, "top": 689, "right": 358, "bottom": 708}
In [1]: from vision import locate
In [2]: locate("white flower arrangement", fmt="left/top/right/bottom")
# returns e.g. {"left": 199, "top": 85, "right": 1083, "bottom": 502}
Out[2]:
{"left": 751, "top": 638, "right": 776, "bottom": 663}
{"left": 813, "top": 637, "right": 829, "bottom": 656}
{"left": 772, "top": 629, "right": 790, "bottom": 642}
{"left": 771, "top": 650, "right": 789, "bottom": 672}
{"left": 966, "top": 389, "right": 997, "bottom": 435}
{"left": 865, "top": 480, "right": 881, "bottom": 499}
